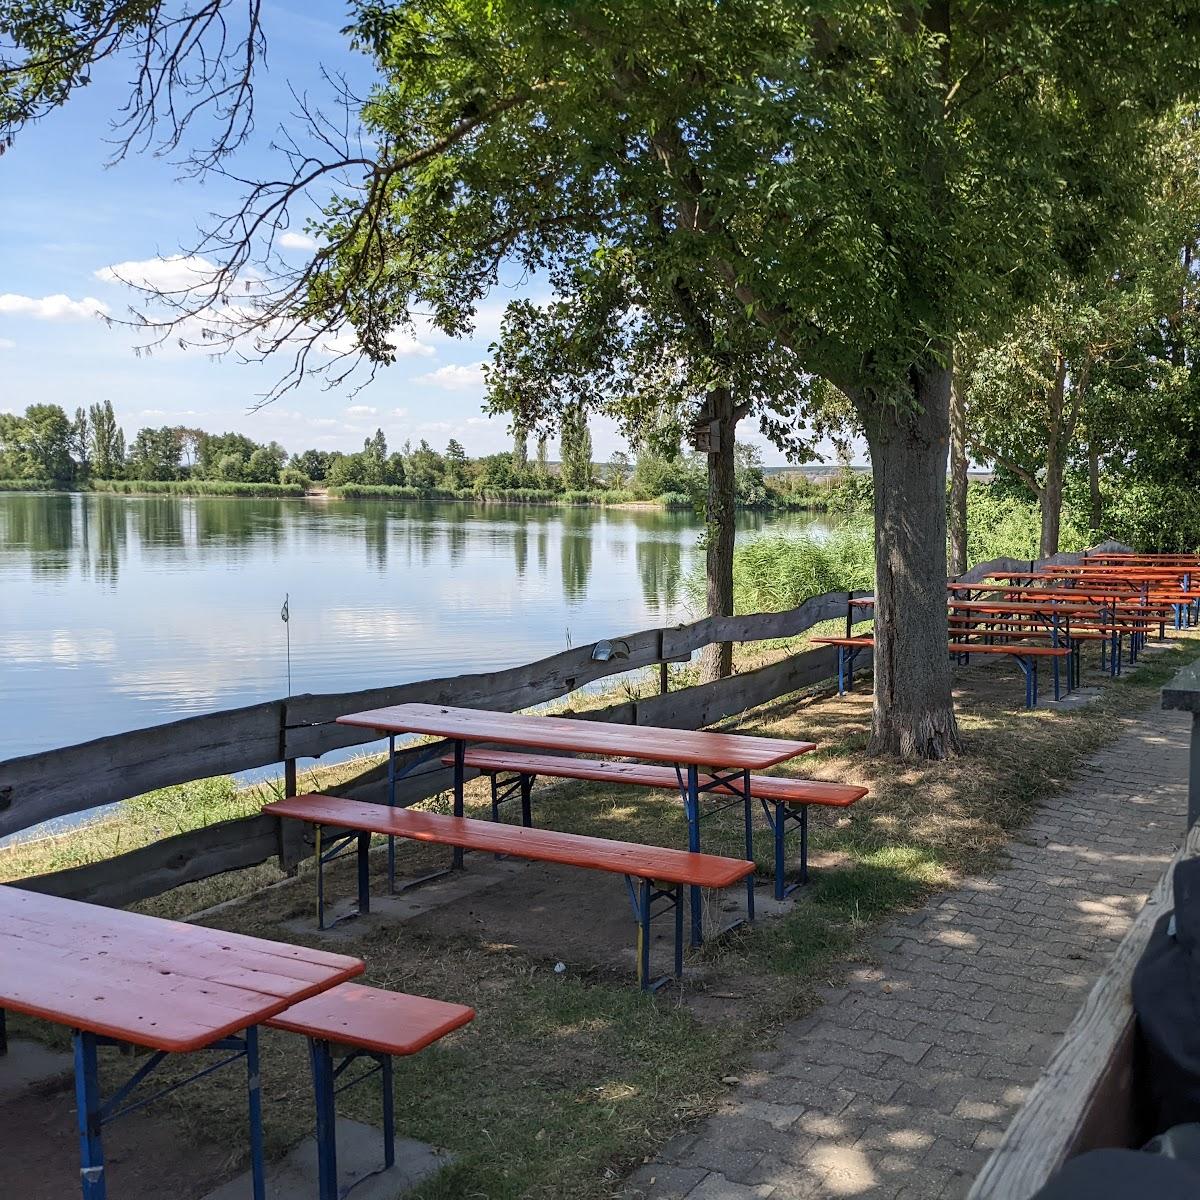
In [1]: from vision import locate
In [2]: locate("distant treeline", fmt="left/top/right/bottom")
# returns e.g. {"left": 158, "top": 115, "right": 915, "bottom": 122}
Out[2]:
{"left": 0, "top": 401, "right": 858, "bottom": 512}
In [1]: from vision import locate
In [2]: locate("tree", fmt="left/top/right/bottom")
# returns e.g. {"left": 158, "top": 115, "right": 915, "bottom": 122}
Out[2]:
{"left": 245, "top": 444, "right": 285, "bottom": 483}
{"left": 443, "top": 438, "right": 469, "bottom": 488}
{"left": 128, "top": 426, "right": 182, "bottom": 480}
{"left": 558, "top": 404, "right": 592, "bottom": 491}
{"left": 511, "top": 422, "right": 528, "bottom": 475}
{"left": 291, "top": 449, "right": 330, "bottom": 482}
{"left": 135, "top": 3, "right": 1200, "bottom": 756}
{"left": 88, "top": 400, "right": 126, "bottom": 479}
{"left": 70, "top": 407, "right": 90, "bottom": 478}
{"left": 1, "top": 2, "right": 264, "bottom": 163}
{"left": 0, "top": 404, "right": 76, "bottom": 480}
{"left": 608, "top": 450, "right": 631, "bottom": 489}
{"left": 405, "top": 440, "right": 444, "bottom": 490}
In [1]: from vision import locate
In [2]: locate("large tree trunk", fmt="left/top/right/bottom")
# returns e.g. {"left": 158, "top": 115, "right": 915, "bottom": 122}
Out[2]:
{"left": 857, "top": 362, "right": 962, "bottom": 760}
{"left": 1039, "top": 353, "right": 1068, "bottom": 558}
{"left": 699, "top": 388, "right": 737, "bottom": 683}
{"left": 948, "top": 371, "right": 968, "bottom": 576}
{"left": 1088, "top": 437, "right": 1103, "bottom": 537}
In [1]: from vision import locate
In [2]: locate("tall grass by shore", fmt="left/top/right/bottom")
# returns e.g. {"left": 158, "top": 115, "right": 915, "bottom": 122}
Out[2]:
{"left": 89, "top": 479, "right": 306, "bottom": 497}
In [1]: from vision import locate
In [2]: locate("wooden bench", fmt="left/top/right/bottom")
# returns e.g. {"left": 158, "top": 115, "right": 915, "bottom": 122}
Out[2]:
{"left": 813, "top": 636, "right": 1073, "bottom": 707}
{"left": 438, "top": 749, "right": 867, "bottom": 901}
{"left": 267, "top": 982, "right": 474, "bottom": 1200}
{"left": 263, "top": 795, "right": 756, "bottom": 990}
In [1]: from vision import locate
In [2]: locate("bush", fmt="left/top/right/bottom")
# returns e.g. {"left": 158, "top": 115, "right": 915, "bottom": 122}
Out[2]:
{"left": 964, "top": 484, "right": 1089, "bottom": 563}
{"left": 688, "top": 520, "right": 875, "bottom": 614}
{"left": 89, "top": 479, "right": 304, "bottom": 497}
{"left": 0, "top": 478, "right": 60, "bottom": 491}
{"left": 279, "top": 467, "right": 312, "bottom": 488}
{"left": 657, "top": 491, "right": 696, "bottom": 509}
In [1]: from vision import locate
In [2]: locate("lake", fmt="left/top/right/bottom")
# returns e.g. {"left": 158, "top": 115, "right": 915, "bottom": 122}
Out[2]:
{"left": 0, "top": 493, "right": 836, "bottom": 763}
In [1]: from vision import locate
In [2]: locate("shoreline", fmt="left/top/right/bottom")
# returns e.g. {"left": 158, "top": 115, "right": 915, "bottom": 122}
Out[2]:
{"left": 0, "top": 482, "right": 832, "bottom": 513}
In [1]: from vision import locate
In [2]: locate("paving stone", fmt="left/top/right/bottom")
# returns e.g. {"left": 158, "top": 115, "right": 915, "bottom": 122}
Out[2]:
{"left": 629, "top": 699, "right": 1190, "bottom": 1200}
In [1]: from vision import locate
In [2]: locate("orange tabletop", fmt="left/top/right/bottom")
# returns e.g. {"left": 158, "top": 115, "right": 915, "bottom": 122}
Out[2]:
{"left": 336, "top": 702, "right": 815, "bottom": 769}
{"left": 0, "top": 886, "right": 364, "bottom": 1052}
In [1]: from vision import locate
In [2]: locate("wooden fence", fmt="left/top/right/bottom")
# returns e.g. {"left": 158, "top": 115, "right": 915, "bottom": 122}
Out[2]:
{"left": 0, "top": 539, "right": 1133, "bottom": 910}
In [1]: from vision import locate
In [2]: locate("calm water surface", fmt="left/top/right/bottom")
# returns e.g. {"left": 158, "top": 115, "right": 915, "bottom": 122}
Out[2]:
{"left": 0, "top": 493, "right": 835, "bottom": 762}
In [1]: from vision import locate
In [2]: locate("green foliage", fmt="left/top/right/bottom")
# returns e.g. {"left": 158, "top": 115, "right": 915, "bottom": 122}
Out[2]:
{"left": 0, "top": 403, "right": 77, "bottom": 482}
{"left": 279, "top": 467, "right": 312, "bottom": 488}
{"left": 89, "top": 479, "right": 303, "bottom": 497}
{"left": 558, "top": 403, "right": 593, "bottom": 491}
{"left": 630, "top": 450, "right": 704, "bottom": 503}
{"left": 0, "top": 478, "right": 59, "bottom": 491}
{"left": 691, "top": 521, "right": 875, "bottom": 615}
{"left": 964, "top": 483, "right": 1090, "bottom": 563}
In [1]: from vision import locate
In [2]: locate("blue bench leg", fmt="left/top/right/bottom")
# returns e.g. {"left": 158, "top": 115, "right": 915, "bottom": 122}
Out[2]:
{"left": 387, "top": 734, "right": 396, "bottom": 893}
{"left": 451, "top": 739, "right": 466, "bottom": 871}
{"left": 357, "top": 832, "right": 371, "bottom": 916}
{"left": 381, "top": 1056, "right": 396, "bottom": 1170}
{"left": 246, "top": 1026, "right": 266, "bottom": 1200}
{"left": 637, "top": 878, "right": 652, "bottom": 990}
{"left": 742, "top": 769, "right": 755, "bottom": 922}
{"left": 674, "top": 884, "right": 684, "bottom": 978}
{"left": 316, "top": 825, "right": 326, "bottom": 930}
{"left": 310, "top": 1038, "right": 339, "bottom": 1200}
{"left": 837, "top": 646, "right": 846, "bottom": 694}
{"left": 520, "top": 775, "right": 533, "bottom": 827}
{"left": 799, "top": 805, "right": 809, "bottom": 886}
{"left": 686, "top": 764, "right": 702, "bottom": 947}
{"left": 774, "top": 801, "right": 786, "bottom": 902}
{"left": 74, "top": 1031, "right": 105, "bottom": 1200}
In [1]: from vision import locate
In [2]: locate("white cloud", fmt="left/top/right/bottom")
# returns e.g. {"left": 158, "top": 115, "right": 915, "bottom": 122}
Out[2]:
{"left": 391, "top": 407, "right": 409, "bottom": 418}
{"left": 345, "top": 404, "right": 378, "bottom": 418}
{"left": 94, "top": 254, "right": 219, "bottom": 293}
{"left": 278, "top": 231, "right": 317, "bottom": 251}
{"left": 416, "top": 361, "right": 486, "bottom": 391}
{"left": 0, "top": 293, "right": 110, "bottom": 321}
{"left": 0, "top": 337, "right": 14, "bottom": 350}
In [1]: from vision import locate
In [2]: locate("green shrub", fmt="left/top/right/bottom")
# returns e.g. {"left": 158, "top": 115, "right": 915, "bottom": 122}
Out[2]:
{"left": 89, "top": 479, "right": 304, "bottom": 497}
{"left": 657, "top": 491, "right": 696, "bottom": 509}
{"left": 688, "top": 520, "right": 875, "bottom": 614}
{"left": 0, "top": 478, "right": 60, "bottom": 491}
{"left": 279, "top": 467, "right": 312, "bottom": 488}
{"left": 964, "top": 484, "right": 1089, "bottom": 563}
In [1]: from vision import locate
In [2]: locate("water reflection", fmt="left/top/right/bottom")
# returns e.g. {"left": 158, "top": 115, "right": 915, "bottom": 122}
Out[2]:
{"left": 0, "top": 493, "right": 837, "bottom": 759}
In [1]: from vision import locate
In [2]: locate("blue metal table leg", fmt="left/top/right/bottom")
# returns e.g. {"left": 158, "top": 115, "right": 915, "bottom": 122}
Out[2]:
{"left": 381, "top": 1055, "right": 396, "bottom": 1170}
{"left": 742, "top": 768, "right": 755, "bottom": 921}
{"left": 74, "top": 1031, "right": 105, "bottom": 1200}
{"left": 387, "top": 734, "right": 396, "bottom": 893}
{"left": 686, "top": 764, "right": 702, "bottom": 947}
{"left": 245, "top": 1026, "right": 266, "bottom": 1200}
{"left": 310, "top": 1038, "right": 339, "bottom": 1200}
{"left": 838, "top": 646, "right": 846, "bottom": 694}
{"left": 452, "top": 739, "right": 466, "bottom": 870}
{"left": 356, "top": 831, "right": 371, "bottom": 916}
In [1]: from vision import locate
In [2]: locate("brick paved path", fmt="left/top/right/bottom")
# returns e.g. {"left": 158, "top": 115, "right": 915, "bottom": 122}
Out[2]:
{"left": 626, "top": 697, "right": 1191, "bottom": 1200}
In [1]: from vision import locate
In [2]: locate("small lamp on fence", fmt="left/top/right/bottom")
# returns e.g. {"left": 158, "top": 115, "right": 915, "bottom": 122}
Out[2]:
{"left": 591, "top": 639, "right": 630, "bottom": 663}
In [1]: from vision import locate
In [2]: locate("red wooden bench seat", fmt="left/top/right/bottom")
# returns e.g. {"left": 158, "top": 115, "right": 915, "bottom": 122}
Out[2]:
{"left": 263, "top": 795, "right": 755, "bottom": 990}
{"left": 439, "top": 749, "right": 867, "bottom": 900}
{"left": 267, "top": 982, "right": 474, "bottom": 1200}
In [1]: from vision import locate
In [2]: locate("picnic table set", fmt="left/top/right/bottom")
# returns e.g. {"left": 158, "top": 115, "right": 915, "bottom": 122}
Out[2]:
{"left": 2, "top": 688, "right": 863, "bottom": 1197}
{"left": 3, "top": 549, "right": 1193, "bottom": 1198}
{"left": 815, "top": 553, "right": 1200, "bottom": 709}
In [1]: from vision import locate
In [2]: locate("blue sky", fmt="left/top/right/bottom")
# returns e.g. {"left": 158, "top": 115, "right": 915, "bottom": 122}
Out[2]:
{"left": 0, "top": 2, "right": 844, "bottom": 465}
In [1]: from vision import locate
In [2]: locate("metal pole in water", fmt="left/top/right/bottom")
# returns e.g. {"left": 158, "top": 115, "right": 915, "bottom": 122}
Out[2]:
{"left": 281, "top": 593, "right": 292, "bottom": 695}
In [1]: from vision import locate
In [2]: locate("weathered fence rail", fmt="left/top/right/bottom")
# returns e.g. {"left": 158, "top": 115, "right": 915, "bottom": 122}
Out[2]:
{"left": 0, "top": 540, "right": 1133, "bottom": 909}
